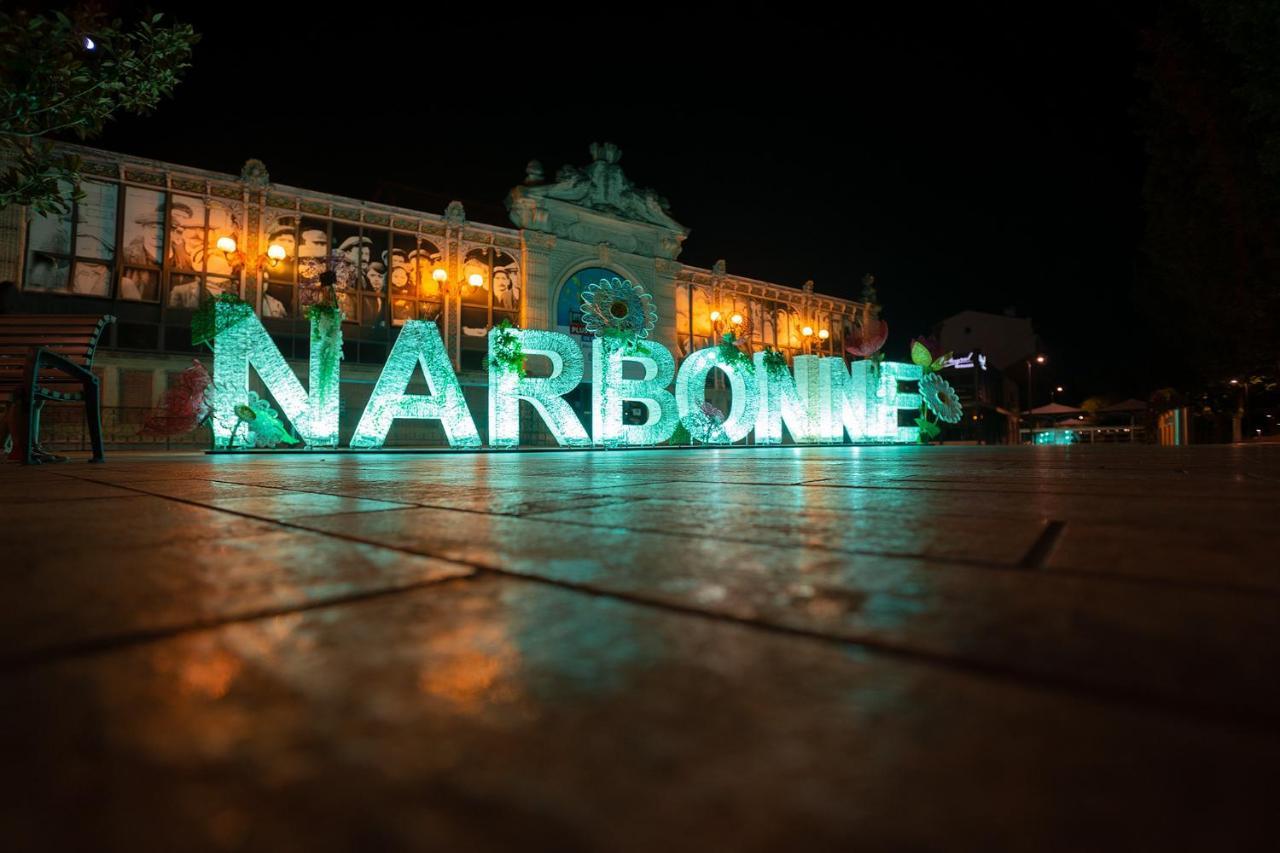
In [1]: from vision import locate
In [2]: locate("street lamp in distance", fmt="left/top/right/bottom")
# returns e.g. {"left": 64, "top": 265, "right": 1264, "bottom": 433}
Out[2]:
{"left": 1026, "top": 354, "right": 1046, "bottom": 409}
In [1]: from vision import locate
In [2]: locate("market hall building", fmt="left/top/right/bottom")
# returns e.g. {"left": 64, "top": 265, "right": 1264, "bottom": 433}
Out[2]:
{"left": 0, "top": 142, "right": 868, "bottom": 448}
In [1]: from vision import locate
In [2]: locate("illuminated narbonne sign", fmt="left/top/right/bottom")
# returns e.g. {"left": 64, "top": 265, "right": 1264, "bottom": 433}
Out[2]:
{"left": 211, "top": 305, "right": 923, "bottom": 449}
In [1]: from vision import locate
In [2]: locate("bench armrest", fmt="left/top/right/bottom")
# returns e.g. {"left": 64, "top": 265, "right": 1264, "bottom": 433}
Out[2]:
{"left": 24, "top": 346, "right": 98, "bottom": 386}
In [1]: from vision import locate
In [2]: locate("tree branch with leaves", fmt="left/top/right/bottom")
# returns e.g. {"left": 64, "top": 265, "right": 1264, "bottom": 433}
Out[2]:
{"left": 0, "top": 7, "right": 199, "bottom": 215}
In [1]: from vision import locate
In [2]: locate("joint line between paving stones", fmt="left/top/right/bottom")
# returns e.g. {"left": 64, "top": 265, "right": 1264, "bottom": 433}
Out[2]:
{"left": 0, "top": 571, "right": 476, "bottom": 672}
{"left": 68, "top": 473, "right": 1280, "bottom": 599}
{"left": 68, "top": 473, "right": 662, "bottom": 518}
{"left": 62, "top": 477, "right": 1280, "bottom": 736}
{"left": 1017, "top": 521, "right": 1067, "bottom": 569}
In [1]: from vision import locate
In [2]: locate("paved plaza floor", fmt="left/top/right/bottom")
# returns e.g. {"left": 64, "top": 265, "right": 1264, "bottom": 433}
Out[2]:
{"left": 1, "top": 444, "right": 1277, "bottom": 851}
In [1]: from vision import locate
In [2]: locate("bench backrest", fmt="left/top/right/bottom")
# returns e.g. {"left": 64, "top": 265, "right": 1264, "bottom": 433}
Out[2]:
{"left": 0, "top": 314, "right": 116, "bottom": 394}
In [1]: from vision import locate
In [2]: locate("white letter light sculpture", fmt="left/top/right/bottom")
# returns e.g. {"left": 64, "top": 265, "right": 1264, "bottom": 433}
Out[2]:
{"left": 675, "top": 345, "right": 760, "bottom": 444}
{"left": 591, "top": 338, "right": 679, "bottom": 446}
{"left": 488, "top": 328, "right": 591, "bottom": 447}
{"left": 753, "top": 353, "right": 823, "bottom": 444}
{"left": 350, "top": 320, "right": 481, "bottom": 448}
{"left": 821, "top": 358, "right": 922, "bottom": 443}
{"left": 211, "top": 303, "right": 341, "bottom": 447}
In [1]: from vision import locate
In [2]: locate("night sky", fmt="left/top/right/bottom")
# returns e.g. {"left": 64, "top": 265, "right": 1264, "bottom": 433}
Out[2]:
{"left": 92, "top": 2, "right": 1154, "bottom": 398}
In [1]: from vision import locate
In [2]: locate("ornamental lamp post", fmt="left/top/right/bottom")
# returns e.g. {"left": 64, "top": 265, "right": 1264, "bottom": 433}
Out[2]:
{"left": 215, "top": 235, "right": 291, "bottom": 272}
{"left": 216, "top": 236, "right": 292, "bottom": 306}
{"left": 710, "top": 308, "right": 749, "bottom": 343}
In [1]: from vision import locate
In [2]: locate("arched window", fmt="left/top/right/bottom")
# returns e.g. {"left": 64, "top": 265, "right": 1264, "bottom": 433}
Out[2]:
{"left": 555, "top": 266, "right": 627, "bottom": 338}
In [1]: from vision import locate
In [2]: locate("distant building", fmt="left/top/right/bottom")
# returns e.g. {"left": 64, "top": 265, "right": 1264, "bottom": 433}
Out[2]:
{"left": 934, "top": 309, "right": 1036, "bottom": 371}
{"left": 932, "top": 309, "right": 1038, "bottom": 444}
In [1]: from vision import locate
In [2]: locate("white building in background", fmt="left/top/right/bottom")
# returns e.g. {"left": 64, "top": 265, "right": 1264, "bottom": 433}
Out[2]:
{"left": 934, "top": 309, "right": 1038, "bottom": 372}
{"left": 0, "top": 142, "right": 869, "bottom": 446}
{"left": 932, "top": 309, "right": 1038, "bottom": 444}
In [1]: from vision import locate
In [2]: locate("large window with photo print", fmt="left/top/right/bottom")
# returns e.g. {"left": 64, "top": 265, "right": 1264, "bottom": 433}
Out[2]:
{"left": 119, "top": 186, "right": 165, "bottom": 302}
{"left": 296, "top": 217, "right": 331, "bottom": 315}
{"left": 24, "top": 180, "right": 119, "bottom": 299}
{"left": 459, "top": 245, "right": 520, "bottom": 371}
{"left": 386, "top": 234, "right": 443, "bottom": 329}
{"left": 162, "top": 195, "right": 243, "bottom": 310}
{"left": 262, "top": 210, "right": 299, "bottom": 319}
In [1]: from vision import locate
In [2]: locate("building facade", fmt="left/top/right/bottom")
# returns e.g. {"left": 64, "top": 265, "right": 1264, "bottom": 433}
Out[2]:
{"left": 1, "top": 142, "right": 869, "bottom": 447}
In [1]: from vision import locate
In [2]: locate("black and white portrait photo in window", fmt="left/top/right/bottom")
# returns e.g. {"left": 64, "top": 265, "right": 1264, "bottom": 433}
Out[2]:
{"left": 72, "top": 262, "right": 111, "bottom": 297}
{"left": 121, "top": 187, "right": 165, "bottom": 268}
{"left": 168, "top": 196, "right": 204, "bottom": 272}
{"left": 493, "top": 265, "right": 519, "bottom": 310}
{"left": 205, "top": 200, "right": 241, "bottom": 276}
{"left": 297, "top": 220, "right": 329, "bottom": 309}
{"left": 168, "top": 273, "right": 202, "bottom": 309}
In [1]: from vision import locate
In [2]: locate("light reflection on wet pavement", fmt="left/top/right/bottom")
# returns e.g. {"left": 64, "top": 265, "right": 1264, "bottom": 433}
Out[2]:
{"left": 1, "top": 445, "right": 1277, "bottom": 851}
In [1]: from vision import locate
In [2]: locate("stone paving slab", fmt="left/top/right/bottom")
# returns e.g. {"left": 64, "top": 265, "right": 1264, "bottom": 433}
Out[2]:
{"left": 3, "top": 575, "right": 1276, "bottom": 853}
{"left": 286, "top": 504, "right": 1280, "bottom": 723}
{"left": 0, "top": 529, "right": 472, "bottom": 663}
{"left": 1, "top": 445, "right": 1277, "bottom": 851}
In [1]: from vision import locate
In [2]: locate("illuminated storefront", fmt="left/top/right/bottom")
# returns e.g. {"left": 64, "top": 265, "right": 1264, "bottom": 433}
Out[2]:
{"left": 0, "top": 142, "right": 872, "bottom": 447}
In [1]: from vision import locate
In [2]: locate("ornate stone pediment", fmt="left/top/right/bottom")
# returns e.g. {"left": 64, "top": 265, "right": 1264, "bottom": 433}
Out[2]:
{"left": 507, "top": 142, "right": 689, "bottom": 260}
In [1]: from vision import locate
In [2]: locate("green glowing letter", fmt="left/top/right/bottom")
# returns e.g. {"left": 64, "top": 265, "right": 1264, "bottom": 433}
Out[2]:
{"left": 488, "top": 328, "right": 590, "bottom": 448}
{"left": 674, "top": 346, "right": 759, "bottom": 444}
{"left": 753, "top": 353, "right": 823, "bottom": 444}
{"left": 211, "top": 304, "right": 341, "bottom": 447}
{"left": 350, "top": 320, "right": 480, "bottom": 448}
{"left": 821, "top": 358, "right": 922, "bottom": 443}
{"left": 591, "top": 338, "right": 679, "bottom": 446}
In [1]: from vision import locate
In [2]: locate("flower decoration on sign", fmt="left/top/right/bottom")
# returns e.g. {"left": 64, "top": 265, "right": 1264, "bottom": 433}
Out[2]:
{"left": 226, "top": 390, "right": 299, "bottom": 448}
{"left": 306, "top": 300, "right": 345, "bottom": 392}
{"left": 139, "top": 359, "right": 212, "bottom": 437}
{"left": 580, "top": 277, "right": 657, "bottom": 350}
{"left": 910, "top": 336, "right": 952, "bottom": 373}
{"left": 681, "top": 400, "right": 730, "bottom": 444}
{"left": 848, "top": 275, "right": 889, "bottom": 371}
{"left": 191, "top": 292, "right": 252, "bottom": 348}
{"left": 761, "top": 346, "right": 788, "bottom": 377}
{"left": 846, "top": 318, "right": 889, "bottom": 358}
{"left": 487, "top": 318, "right": 526, "bottom": 377}
{"left": 848, "top": 298, "right": 889, "bottom": 360}
{"left": 717, "top": 331, "right": 754, "bottom": 371}
{"left": 909, "top": 334, "right": 960, "bottom": 442}
{"left": 920, "top": 372, "right": 964, "bottom": 423}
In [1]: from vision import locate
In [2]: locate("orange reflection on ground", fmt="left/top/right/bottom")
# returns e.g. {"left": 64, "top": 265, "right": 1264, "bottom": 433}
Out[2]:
{"left": 418, "top": 622, "right": 520, "bottom": 713}
{"left": 178, "top": 647, "right": 241, "bottom": 700}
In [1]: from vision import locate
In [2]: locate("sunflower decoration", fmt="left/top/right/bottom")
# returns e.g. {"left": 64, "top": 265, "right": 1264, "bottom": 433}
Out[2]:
{"left": 580, "top": 277, "right": 657, "bottom": 349}
{"left": 920, "top": 372, "right": 964, "bottom": 424}
{"left": 906, "top": 334, "right": 962, "bottom": 442}
{"left": 226, "top": 391, "right": 299, "bottom": 448}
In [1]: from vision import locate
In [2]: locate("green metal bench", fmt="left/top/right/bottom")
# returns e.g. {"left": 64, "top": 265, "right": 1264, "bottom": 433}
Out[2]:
{"left": 0, "top": 314, "right": 115, "bottom": 464}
